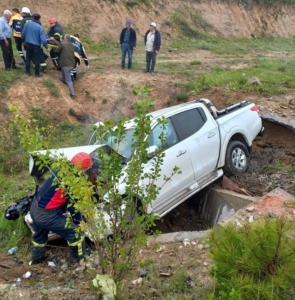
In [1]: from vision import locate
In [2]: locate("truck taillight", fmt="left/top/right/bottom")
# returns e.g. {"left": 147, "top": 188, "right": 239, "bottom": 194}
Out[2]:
{"left": 251, "top": 105, "right": 261, "bottom": 117}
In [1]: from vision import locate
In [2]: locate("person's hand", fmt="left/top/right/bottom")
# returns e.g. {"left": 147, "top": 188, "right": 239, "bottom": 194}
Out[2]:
{"left": 4, "top": 39, "right": 9, "bottom": 47}
{"left": 133, "top": 47, "right": 136, "bottom": 50}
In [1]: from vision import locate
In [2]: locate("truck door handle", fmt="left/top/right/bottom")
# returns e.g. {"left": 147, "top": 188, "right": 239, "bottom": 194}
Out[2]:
{"left": 208, "top": 131, "right": 216, "bottom": 138}
{"left": 176, "top": 150, "right": 186, "bottom": 157}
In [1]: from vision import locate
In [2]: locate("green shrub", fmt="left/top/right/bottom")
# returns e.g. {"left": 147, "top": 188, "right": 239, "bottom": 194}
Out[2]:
{"left": 209, "top": 217, "right": 295, "bottom": 299}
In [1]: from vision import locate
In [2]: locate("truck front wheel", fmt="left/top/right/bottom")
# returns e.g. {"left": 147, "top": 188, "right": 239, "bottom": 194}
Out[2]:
{"left": 224, "top": 141, "right": 250, "bottom": 175}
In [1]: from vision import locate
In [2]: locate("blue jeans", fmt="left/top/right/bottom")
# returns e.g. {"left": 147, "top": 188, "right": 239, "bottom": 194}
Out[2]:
{"left": 25, "top": 43, "right": 41, "bottom": 75}
{"left": 121, "top": 43, "right": 133, "bottom": 69}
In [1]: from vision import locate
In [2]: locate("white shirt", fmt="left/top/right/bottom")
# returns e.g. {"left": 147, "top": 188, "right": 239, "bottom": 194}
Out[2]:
{"left": 145, "top": 31, "right": 155, "bottom": 52}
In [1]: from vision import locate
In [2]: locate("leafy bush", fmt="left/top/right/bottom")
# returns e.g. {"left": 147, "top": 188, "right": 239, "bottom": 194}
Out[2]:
{"left": 209, "top": 217, "right": 295, "bottom": 299}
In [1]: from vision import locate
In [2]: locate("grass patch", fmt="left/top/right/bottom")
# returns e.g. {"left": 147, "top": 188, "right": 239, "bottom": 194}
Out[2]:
{"left": 186, "top": 58, "right": 295, "bottom": 95}
{"left": 42, "top": 79, "right": 59, "bottom": 97}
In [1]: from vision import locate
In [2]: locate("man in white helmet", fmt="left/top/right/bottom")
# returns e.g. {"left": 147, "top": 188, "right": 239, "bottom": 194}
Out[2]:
{"left": 144, "top": 22, "right": 161, "bottom": 74}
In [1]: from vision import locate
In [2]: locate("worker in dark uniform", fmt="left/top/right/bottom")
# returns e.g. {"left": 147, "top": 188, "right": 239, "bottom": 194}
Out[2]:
{"left": 20, "top": 7, "right": 33, "bottom": 34}
{"left": 47, "top": 17, "right": 64, "bottom": 69}
{"left": 10, "top": 8, "right": 26, "bottom": 64}
{"left": 30, "top": 152, "right": 93, "bottom": 264}
{"left": 70, "top": 34, "right": 89, "bottom": 81}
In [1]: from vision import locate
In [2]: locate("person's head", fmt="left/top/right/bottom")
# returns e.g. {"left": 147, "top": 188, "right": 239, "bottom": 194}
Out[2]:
{"left": 125, "top": 20, "right": 132, "bottom": 29}
{"left": 12, "top": 8, "right": 19, "bottom": 15}
{"left": 21, "top": 7, "right": 30, "bottom": 16}
{"left": 74, "top": 33, "right": 80, "bottom": 39}
{"left": 48, "top": 17, "right": 57, "bottom": 27}
{"left": 149, "top": 22, "right": 157, "bottom": 32}
{"left": 3, "top": 10, "right": 12, "bottom": 21}
{"left": 71, "top": 152, "right": 93, "bottom": 171}
{"left": 33, "top": 13, "right": 41, "bottom": 23}
{"left": 64, "top": 34, "right": 71, "bottom": 41}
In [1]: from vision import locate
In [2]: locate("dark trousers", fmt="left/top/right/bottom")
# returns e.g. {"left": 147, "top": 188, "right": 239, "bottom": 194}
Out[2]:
{"left": 0, "top": 38, "right": 16, "bottom": 69}
{"left": 25, "top": 43, "right": 41, "bottom": 75}
{"left": 146, "top": 51, "right": 157, "bottom": 72}
{"left": 50, "top": 48, "right": 60, "bottom": 67}
{"left": 121, "top": 43, "right": 133, "bottom": 69}
{"left": 30, "top": 199, "right": 81, "bottom": 246}
{"left": 14, "top": 36, "right": 26, "bottom": 63}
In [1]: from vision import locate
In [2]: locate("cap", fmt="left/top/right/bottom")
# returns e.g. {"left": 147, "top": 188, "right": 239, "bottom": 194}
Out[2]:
{"left": 71, "top": 152, "right": 93, "bottom": 170}
{"left": 49, "top": 17, "right": 57, "bottom": 24}
{"left": 150, "top": 22, "right": 157, "bottom": 28}
{"left": 21, "top": 7, "right": 30, "bottom": 14}
{"left": 126, "top": 20, "right": 132, "bottom": 26}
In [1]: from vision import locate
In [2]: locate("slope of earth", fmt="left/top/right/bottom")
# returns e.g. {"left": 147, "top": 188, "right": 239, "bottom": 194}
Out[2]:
{"left": 2, "top": 0, "right": 295, "bottom": 39}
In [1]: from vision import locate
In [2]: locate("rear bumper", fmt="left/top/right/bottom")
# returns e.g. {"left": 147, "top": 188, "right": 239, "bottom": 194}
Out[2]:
{"left": 258, "top": 126, "right": 265, "bottom": 137}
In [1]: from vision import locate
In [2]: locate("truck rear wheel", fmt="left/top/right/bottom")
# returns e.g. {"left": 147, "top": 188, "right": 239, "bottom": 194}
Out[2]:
{"left": 224, "top": 141, "right": 250, "bottom": 175}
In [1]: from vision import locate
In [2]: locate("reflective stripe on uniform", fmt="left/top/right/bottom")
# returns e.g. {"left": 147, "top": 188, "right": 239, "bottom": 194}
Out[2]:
{"left": 32, "top": 240, "right": 47, "bottom": 247}
{"left": 68, "top": 236, "right": 85, "bottom": 256}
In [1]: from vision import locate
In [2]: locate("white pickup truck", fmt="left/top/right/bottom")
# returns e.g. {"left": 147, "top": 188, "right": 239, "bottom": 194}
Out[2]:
{"left": 5, "top": 98, "right": 264, "bottom": 226}
{"left": 87, "top": 98, "right": 264, "bottom": 217}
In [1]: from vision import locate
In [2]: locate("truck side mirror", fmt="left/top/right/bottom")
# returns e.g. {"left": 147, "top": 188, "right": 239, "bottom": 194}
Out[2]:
{"left": 146, "top": 145, "right": 159, "bottom": 159}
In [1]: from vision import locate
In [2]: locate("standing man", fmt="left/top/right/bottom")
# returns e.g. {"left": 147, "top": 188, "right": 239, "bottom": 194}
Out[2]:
{"left": 70, "top": 34, "right": 89, "bottom": 81}
{"left": 119, "top": 20, "right": 136, "bottom": 69}
{"left": 47, "top": 17, "right": 64, "bottom": 68}
{"left": 9, "top": 8, "right": 26, "bottom": 64}
{"left": 22, "top": 13, "right": 48, "bottom": 77}
{"left": 20, "top": 7, "right": 33, "bottom": 33}
{"left": 54, "top": 34, "right": 76, "bottom": 98}
{"left": 0, "top": 10, "right": 19, "bottom": 70}
{"left": 144, "top": 22, "right": 161, "bottom": 74}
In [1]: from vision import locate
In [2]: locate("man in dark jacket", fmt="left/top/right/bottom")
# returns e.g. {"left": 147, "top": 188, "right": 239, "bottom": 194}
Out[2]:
{"left": 144, "top": 22, "right": 161, "bottom": 74}
{"left": 70, "top": 34, "right": 89, "bottom": 81}
{"left": 30, "top": 152, "right": 93, "bottom": 264}
{"left": 20, "top": 7, "right": 33, "bottom": 34}
{"left": 54, "top": 34, "right": 76, "bottom": 98}
{"left": 119, "top": 20, "right": 136, "bottom": 69}
{"left": 47, "top": 17, "right": 64, "bottom": 68}
{"left": 22, "top": 13, "right": 48, "bottom": 76}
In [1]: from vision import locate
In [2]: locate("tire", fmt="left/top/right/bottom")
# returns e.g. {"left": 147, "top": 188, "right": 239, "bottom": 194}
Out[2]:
{"left": 224, "top": 141, "right": 250, "bottom": 175}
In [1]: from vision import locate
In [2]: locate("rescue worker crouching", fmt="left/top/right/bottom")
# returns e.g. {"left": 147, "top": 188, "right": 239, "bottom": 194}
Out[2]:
{"left": 47, "top": 17, "right": 64, "bottom": 69}
{"left": 29, "top": 152, "right": 93, "bottom": 265}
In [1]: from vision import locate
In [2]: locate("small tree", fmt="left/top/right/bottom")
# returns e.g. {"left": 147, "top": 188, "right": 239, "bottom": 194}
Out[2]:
{"left": 9, "top": 86, "right": 180, "bottom": 297}
{"left": 209, "top": 217, "right": 295, "bottom": 300}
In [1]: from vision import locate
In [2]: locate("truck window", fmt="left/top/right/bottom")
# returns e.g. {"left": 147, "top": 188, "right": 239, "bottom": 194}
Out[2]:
{"left": 148, "top": 118, "right": 178, "bottom": 149}
{"left": 171, "top": 108, "right": 206, "bottom": 141}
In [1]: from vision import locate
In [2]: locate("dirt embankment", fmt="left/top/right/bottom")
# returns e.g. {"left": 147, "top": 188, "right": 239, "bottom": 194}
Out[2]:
{"left": 2, "top": 0, "right": 295, "bottom": 40}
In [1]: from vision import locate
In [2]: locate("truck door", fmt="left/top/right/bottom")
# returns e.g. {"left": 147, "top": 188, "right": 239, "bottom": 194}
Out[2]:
{"left": 144, "top": 118, "right": 194, "bottom": 215}
{"left": 170, "top": 108, "right": 220, "bottom": 181}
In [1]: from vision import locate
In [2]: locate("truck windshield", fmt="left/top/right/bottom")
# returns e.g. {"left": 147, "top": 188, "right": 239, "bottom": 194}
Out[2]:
{"left": 95, "top": 128, "right": 135, "bottom": 160}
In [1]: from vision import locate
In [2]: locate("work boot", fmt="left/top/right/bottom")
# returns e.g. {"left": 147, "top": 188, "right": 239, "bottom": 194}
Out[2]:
{"left": 31, "top": 246, "right": 47, "bottom": 265}
{"left": 68, "top": 237, "right": 86, "bottom": 262}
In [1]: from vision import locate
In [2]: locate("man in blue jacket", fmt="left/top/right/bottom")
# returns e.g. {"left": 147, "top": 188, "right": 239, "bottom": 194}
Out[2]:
{"left": 22, "top": 13, "right": 48, "bottom": 77}
{"left": 120, "top": 20, "right": 137, "bottom": 69}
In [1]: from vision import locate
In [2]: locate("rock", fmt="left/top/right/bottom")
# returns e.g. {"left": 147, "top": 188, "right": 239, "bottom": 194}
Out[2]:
{"left": 159, "top": 272, "right": 171, "bottom": 277}
{"left": 183, "top": 238, "right": 190, "bottom": 246}
{"left": 139, "top": 269, "right": 147, "bottom": 278}
{"left": 197, "top": 244, "right": 204, "bottom": 250}
{"left": 203, "top": 262, "right": 208, "bottom": 266}
{"left": 246, "top": 206, "right": 254, "bottom": 212}
{"left": 268, "top": 212, "right": 277, "bottom": 218}
{"left": 57, "top": 272, "right": 64, "bottom": 282}
{"left": 247, "top": 76, "right": 262, "bottom": 85}
{"left": 204, "top": 244, "right": 210, "bottom": 249}
{"left": 132, "top": 277, "right": 143, "bottom": 285}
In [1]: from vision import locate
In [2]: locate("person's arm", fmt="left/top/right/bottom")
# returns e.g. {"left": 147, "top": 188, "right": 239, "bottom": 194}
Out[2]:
{"left": 133, "top": 29, "right": 137, "bottom": 49}
{"left": 0, "top": 19, "right": 7, "bottom": 40}
{"left": 40, "top": 27, "right": 48, "bottom": 49}
{"left": 81, "top": 46, "right": 89, "bottom": 66}
{"left": 53, "top": 40, "right": 62, "bottom": 53}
